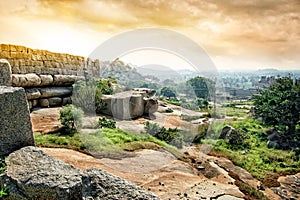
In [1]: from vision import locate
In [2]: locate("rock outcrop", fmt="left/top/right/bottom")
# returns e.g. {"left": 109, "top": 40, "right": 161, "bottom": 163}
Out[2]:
{"left": 83, "top": 168, "right": 159, "bottom": 200}
{"left": 0, "top": 147, "right": 159, "bottom": 200}
{"left": 0, "top": 87, "right": 34, "bottom": 157}
{"left": 272, "top": 173, "right": 300, "bottom": 199}
{"left": 102, "top": 90, "right": 158, "bottom": 120}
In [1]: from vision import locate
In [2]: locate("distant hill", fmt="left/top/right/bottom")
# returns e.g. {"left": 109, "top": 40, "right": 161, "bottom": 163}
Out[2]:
{"left": 100, "top": 59, "right": 145, "bottom": 83}
{"left": 136, "top": 65, "right": 184, "bottom": 83}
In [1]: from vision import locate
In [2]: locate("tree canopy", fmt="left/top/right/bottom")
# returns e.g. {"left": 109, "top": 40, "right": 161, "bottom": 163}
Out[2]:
{"left": 186, "top": 76, "right": 215, "bottom": 100}
{"left": 160, "top": 86, "right": 177, "bottom": 99}
{"left": 253, "top": 77, "right": 300, "bottom": 136}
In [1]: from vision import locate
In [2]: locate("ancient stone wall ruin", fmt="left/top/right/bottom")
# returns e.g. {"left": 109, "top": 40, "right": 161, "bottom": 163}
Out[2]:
{"left": 0, "top": 44, "right": 99, "bottom": 76}
{"left": 0, "top": 44, "right": 101, "bottom": 109}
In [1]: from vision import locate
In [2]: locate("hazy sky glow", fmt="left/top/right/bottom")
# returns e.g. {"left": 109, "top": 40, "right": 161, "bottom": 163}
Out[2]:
{"left": 0, "top": 0, "right": 299, "bottom": 70}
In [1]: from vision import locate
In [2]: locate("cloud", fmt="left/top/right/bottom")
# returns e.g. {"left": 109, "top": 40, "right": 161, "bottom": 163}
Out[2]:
{"left": 0, "top": 0, "right": 299, "bottom": 69}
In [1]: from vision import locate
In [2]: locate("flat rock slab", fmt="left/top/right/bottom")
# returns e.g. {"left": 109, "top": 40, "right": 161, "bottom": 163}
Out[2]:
{"left": 100, "top": 149, "right": 177, "bottom": 173}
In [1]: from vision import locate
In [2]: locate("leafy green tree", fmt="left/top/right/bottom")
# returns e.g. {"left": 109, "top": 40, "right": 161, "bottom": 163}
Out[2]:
{"left": 60, "top": 105, "right": 84, "bottom": 133}
{"left": 160, "top": 86, "right": 177, "bottom": 99}
{"left": 186, "top": 76, "right": 215, "bottom": 99}
{"left": 253, "top": 77, "right": 300, "bottom": 137}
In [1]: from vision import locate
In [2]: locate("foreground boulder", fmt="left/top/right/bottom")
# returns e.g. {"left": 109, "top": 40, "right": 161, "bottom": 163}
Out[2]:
{"left": 0, "top": 146, "right": 159, "bottom": 200}
{"left": 1, "top": 146, "right": 83, "bottom": 200}
{"left": 0, "top": 87, "right": 34, "bottom": 157}
{"left": 83, "top": 168, "right": 159, "bottom": 200}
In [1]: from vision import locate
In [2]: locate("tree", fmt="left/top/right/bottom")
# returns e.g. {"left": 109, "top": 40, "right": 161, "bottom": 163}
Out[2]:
{"left": 160, "top": 86, "right": 177, "bottom": 99}
{"left": 60, "top": 105, "right": 84, "bottom": 133}
{"left": 186, "top": 76, "right": 215, "bottom": 100}
{"left": 253, "top": 77, "right": 300, "bottom": 137}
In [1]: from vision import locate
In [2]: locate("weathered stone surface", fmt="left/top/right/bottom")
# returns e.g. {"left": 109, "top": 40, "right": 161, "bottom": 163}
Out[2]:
{"left": 40, "top": 74, "right": 53, "bottom": 86}
{"left": 26, "top": 73, "right": 41, "bottom": 86}
{"left": 134, "top": 88, "right": 156, "bottom": 97}
{"left": 272, "top": 173, "right": 300, "bottom": 200}
{"left": 11, "top": 74, "right": 41, "bottom": 87}
{"left": 1, "top": 44, "right": 100, "bottom": 75}
{"left": 2, "top": 146, "right": 83, "bottom": 200}
{"left": 39, "top": 98, "right": 49, "bottom": 107}
{"left": 0, "top": 147, "right": 159, "bottom": 200}
{"left": 39, "top": 87, "right": 72, "bottom": 98}
{"left": 144, "top": 98, "right": 158, "bottom": 114}
{"left": 62, "top": 97, "right": 71, "bottom": 105}
{"left": 82, "top": 168, "right": 159, "bottom": 200}
{"left": 220, "top": 125, "right": 234, "bottom": 139}
{"left": 102, "top": 91, "right": 158, "bottom": 120}
{"left": 102, "top": 92, "right": 141, "bottom": 120}
{"left": 25, "top": 88, "right": 41, "bottom": 100}
{"left": 53, "top": 75, "right": 81, "bottom": 86}
{"left": 0, "top": 87, "right": 34, "bottom": 157}
{"left": 0, "top": 59, "right": 12, "bottom": 86}
{"left": 48, "top": 97, "right": 62, "bottom": 106}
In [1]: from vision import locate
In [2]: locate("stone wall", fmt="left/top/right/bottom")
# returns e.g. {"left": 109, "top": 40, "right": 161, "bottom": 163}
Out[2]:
{"left": 0, "top": 43, "right": 100, "bottom": 76}
{"left": 0, "top": 44, "right": 102, "bottom": 109}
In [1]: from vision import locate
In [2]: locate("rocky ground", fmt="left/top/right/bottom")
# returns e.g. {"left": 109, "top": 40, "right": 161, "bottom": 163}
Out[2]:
{"left": 30, "top": 104, "right": 299, "bottom": 200}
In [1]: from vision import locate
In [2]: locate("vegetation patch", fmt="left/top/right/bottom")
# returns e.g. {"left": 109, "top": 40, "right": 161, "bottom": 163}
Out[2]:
{"left": 0, "top": 158, "right": 8, "bottom": 198}
{"left": 205, "top": 119, "right": 300, "bottom": 181}
{"left": 35, "top": 127, "right": 182, "bottom": 159}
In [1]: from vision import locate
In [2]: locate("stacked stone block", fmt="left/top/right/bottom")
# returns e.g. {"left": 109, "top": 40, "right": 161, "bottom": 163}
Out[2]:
{"left": 0, "top": 44, "right": 100, "bottom": 77}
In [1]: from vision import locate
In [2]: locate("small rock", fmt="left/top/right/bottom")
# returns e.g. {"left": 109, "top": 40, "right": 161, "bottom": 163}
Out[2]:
{"left": 197, "top": 166, "right": 205, "bottom": 170}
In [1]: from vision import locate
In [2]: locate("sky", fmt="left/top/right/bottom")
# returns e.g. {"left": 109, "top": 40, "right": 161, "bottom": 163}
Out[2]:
{"left": 0, "top": 0, "right": 299, "bottom": 71}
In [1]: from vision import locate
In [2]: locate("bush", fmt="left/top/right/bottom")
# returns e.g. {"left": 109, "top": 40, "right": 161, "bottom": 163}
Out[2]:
{"left": 144, "top": 122, "right": 184, "bottom": 148}
{"left": 60, "top": 105, "right": 84, "bottom": 133}
{"left": 72, "top": 78, "right": 114, "bottom": 114}
{"left": 165, "top": 108, "right": 174, "bottom": 113}
{"left": 97, "top": 116, "right": 116, "bottom": 129}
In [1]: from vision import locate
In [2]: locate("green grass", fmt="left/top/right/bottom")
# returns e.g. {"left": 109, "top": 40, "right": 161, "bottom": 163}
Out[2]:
{"left": 0, "top": 158, "right": 8, "bottom": 198}
{"left": 216, "top": 106, "right": 250, "bottom": 118}
{"left": 35, "top": 132, "right": 86, "bottom": 152}
{"left": 0, "top": 187, "right": 8, "bottom": 198}
{"left": 35, "top": 128, "right": 182, "bottom": 159}
{"left": 204, "top": 119, "right": 300, "bottom": 181}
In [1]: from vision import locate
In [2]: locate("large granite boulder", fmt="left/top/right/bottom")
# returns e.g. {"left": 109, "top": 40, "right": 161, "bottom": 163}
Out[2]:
{"left": 0, "top": 147, "right": 160, "bottom": 200}
{"left": 0, "top": 59, "right": 12, "bottom": 86}
{"left": 101, "top": 90, "right": 158, "bottom": 120}
{"left": 1, "top": 146, "right": 82, "bottom": 200}
{"left": 0, "top": 87, "right": 34, "bottom": 157}
{"left": 82, "top": 168, "right": 159, "bottom": 200}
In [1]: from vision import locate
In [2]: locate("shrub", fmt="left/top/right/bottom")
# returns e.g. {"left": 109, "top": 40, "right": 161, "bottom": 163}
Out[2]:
{"left": 60, "top": 105, "right": 84, "bottom": 133}
{"left": 97, "top": 116, "right": 116, "bottom": 129}
{"left": 165, "top": 108, "right": 174, "bottom": 113}
{"left": 72, "top": 78, "right": 114, "bottom": 114}
{"left": 144, "top": 122, "right": 184, "bottom": 148}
